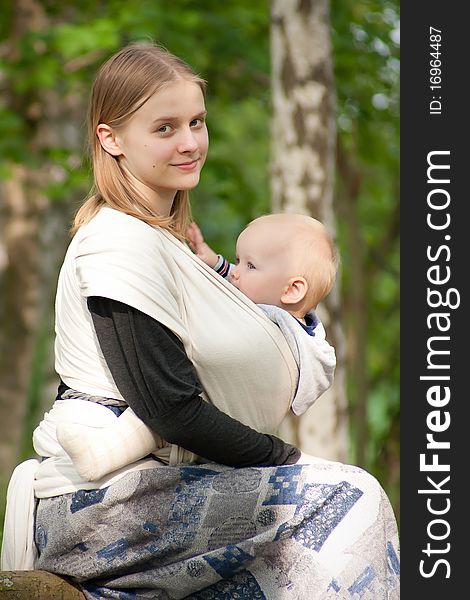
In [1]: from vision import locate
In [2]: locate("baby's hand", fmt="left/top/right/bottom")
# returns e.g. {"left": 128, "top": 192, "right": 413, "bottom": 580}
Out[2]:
{"left": 186, "top": 222, "right": 219, "bottom": 268}
{"left": 186, "top": 222, "right": 205, "bottom": 251}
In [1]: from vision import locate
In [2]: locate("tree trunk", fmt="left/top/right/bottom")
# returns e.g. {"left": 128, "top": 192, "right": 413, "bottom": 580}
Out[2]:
{"left": 0, "top": 0, "right": 82, "bottom": 480}
{"left": 270, "top": 0, "right": 348, "bottom": 461}
{"left": 0, "top": 0, "right": 48, "bottom": 483}
{"left": 0, "top": 166, "right": 42, "bottom": 479}
{"left": 336, "top": 136, "right": 368, "bottom": 466}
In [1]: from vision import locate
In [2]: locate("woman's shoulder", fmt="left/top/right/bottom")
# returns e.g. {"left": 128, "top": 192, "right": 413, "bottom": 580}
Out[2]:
{"left": 83, "top": 207, "right": 153, "bottom": 233}
{"left": 78, "top": 207, "right": 166, "bottom": 250}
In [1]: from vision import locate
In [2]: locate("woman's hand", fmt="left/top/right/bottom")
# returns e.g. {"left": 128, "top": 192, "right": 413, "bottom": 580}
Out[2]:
{"left": 186, "top": 222, "right": 219, "bottom": 268}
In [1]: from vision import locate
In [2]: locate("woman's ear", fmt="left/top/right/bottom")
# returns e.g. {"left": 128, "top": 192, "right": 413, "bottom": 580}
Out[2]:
{"left": 96, "top": 124, "right": 123, "bottom": 157}
{"left": 281, "top": 276, "right": 308, "bottom": 305}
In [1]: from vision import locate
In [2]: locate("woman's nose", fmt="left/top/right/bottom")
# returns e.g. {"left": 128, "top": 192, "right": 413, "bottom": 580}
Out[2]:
{"left": 177, "top": 127, "right": 198, "bottom": 153}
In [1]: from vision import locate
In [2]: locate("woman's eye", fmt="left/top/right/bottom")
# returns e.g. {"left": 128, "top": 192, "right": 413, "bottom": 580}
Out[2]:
{"left": 158, "top": 124, "right": 172, "bottom": 133}
{"left": 190, "top": 118, "right": 204, "bottom": 127}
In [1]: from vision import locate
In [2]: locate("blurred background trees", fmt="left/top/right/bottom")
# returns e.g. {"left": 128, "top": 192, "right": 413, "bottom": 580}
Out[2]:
{"left": 0, "top": 0, "right": 399, "bottom": 537}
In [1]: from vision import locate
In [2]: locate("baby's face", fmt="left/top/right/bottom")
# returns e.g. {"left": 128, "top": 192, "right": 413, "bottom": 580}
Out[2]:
{"left": 230, "top": 222, "right": 291, "bottom": 306}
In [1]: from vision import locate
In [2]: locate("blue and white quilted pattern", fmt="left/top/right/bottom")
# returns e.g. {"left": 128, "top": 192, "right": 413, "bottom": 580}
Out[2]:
{"left": 35, "top": 461, "right": 400, "bottom": 599}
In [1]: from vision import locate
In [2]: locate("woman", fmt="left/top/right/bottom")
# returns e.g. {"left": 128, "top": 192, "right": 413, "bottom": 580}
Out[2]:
{"left": 3, "top": 43, "right": 399, "bottom": 598}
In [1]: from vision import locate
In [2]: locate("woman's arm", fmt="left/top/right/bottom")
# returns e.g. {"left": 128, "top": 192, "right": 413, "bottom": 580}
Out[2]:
{"left": 88, "top": 296, "right": 300, "bottom": 467}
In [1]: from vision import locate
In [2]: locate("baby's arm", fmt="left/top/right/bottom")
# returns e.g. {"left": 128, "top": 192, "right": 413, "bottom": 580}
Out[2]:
{"left": 186, "top": 222, "right": 219, "bottom": 267}
{"left": 186, "top": 222, "right": 234, "bottom": 279}
{"left": 56, "top": 406, "right": 168, "bottom": 481}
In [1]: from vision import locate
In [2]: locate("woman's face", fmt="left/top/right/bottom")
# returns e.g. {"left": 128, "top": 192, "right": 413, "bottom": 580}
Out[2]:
{"left": 113, "top": 79, "right": 208, "bottom": 212}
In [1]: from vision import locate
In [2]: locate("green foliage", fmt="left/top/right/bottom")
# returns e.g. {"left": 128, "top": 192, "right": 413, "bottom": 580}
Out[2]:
{"left": 0, "top": 106, "right": 27, "bottom": 165}
{"left": 193, "top": 94, "right": 271, "bottom": 259}
{"left": 53, "top": 20, "right": 120, "bottom": 58}
{"left": 331, "top": 0, "right": 400, "bottom": 512}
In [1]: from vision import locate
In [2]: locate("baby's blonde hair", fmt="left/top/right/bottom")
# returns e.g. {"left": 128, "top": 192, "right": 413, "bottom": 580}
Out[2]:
{"left": 71, "top": 42, "right": 206, "bottom": 237}
{"left": 246, "top": 213, "right": 339, "bottom": 311}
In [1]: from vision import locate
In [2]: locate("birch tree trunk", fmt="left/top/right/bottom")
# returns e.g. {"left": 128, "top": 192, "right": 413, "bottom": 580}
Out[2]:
{"left": 270, "top": 0, "right": 348, "bottom": 461}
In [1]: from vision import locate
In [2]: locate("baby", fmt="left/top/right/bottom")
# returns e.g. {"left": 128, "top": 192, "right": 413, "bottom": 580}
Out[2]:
{"left": 188, "top": 212, "right": 338, "bottom": 325}
{"left": 57, "top": 213, "right": 338, "bottom": 479}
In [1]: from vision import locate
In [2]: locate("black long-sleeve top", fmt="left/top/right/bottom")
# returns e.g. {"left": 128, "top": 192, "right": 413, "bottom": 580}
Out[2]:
{"left": 86, "top": 296, "right": 301, "bottom": 467}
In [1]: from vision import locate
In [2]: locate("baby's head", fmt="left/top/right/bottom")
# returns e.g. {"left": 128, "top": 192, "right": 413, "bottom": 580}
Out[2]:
{"left": 230, "top": 213, "right": 339, "bottom": 316}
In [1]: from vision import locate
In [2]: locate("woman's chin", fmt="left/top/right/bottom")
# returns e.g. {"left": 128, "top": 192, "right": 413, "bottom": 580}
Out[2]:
{"left": 178, "top": 173, "right": 202, "bottom": 190}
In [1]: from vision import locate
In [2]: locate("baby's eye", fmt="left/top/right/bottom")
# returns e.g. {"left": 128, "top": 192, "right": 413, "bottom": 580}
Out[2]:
{"left": 234, "top": 257, "right": 240, "bottom": 265}
{"left": 247, "top": 262, "right": 256, "bottom": 270}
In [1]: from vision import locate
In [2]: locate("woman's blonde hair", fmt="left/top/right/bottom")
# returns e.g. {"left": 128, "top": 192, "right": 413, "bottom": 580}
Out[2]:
{"left": 71, "top": 42, "right": 206, "bottom": 237}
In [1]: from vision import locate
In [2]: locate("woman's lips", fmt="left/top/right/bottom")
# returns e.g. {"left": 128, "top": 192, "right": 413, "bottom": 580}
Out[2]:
{"left": 172, "top": 159, "right": 199, "bottom": 171}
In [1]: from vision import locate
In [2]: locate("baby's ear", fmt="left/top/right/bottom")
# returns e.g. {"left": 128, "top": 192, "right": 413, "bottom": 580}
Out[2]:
{"left": 281, "top": 276, "right": 308, "bottom": 305}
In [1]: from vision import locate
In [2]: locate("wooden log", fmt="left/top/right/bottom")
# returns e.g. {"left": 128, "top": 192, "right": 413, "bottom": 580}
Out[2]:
{"left": 0, "top": 570, "right": 86, "bottom": 599}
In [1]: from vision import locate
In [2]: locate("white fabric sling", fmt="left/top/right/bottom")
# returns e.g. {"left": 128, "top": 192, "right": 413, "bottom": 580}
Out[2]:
{"left": 0, "top": 459, "right": 39, "bottom": 570}
{"left": 55, "top": 305, "right": 336, "bottom": 483}
{"left": 0, "top": 400, "right": 161, "bottom": 571}
{"left": 55, "top": 207, "right": 298, "bottom": 432}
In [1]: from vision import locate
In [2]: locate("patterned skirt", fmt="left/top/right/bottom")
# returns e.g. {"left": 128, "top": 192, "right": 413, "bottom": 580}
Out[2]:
{"left": 35, "top": 460, "right": 400, "bottom": 599}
